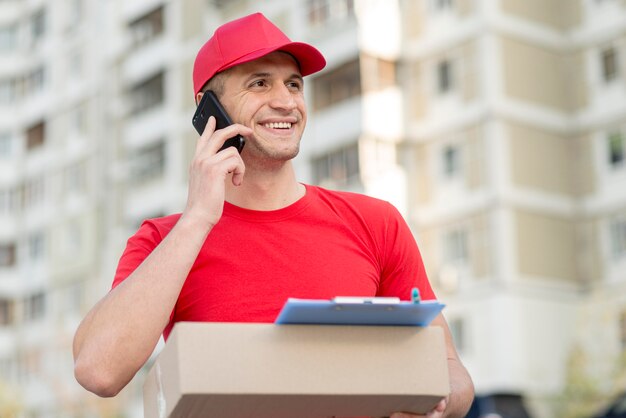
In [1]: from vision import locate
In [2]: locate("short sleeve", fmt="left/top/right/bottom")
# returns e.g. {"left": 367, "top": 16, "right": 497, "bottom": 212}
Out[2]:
{"left": 111, "top": 220, "right": 165, "bottom": 290}
{"left": 377, "top": 203, "right": 436, "bottom": 301}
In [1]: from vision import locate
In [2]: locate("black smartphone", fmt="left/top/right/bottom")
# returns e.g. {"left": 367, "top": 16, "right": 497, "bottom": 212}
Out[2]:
{"left": 192, "top": 90, "right": 245, "bottom": 153}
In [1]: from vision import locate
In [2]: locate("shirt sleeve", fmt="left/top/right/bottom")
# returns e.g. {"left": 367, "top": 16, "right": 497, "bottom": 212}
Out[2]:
{"left": 111, "top": 220, "right": 164, "bottom": 290}
{"left": 377, "top": 202, "right": 437, "bottom": 301}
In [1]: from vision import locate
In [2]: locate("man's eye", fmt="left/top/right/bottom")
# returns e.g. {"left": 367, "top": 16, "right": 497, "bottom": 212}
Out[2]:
{"left": 287, "top": 81, "right": 302, "bottom": 91}
{"left": 250, "top": 80, "right": 266, "bottom": 88}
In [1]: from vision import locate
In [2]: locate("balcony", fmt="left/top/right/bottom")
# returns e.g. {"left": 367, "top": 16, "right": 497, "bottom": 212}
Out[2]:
{"left": 123, "top": 105, "right": 169, "bottom": 150}
{"left": 121, "top": 35, "right": 170, "bottom": 87}
{"left": 308, "top": 96, "right": 362, "bottom": 150}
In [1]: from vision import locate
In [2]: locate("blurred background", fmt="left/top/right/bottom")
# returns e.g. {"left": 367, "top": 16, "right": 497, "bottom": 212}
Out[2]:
{"left": 1, "top": 0, "right": 625, "bottom": 417}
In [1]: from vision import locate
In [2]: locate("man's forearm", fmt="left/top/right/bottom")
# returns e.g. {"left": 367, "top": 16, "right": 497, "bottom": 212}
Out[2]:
{"left": 444, "top": 356, "right": 474, "bottom": 418}
{"left": 73, "top": 214, "right": 212, "bottom": 396}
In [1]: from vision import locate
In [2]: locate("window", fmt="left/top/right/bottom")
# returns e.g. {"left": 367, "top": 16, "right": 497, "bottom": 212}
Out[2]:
{"left": 0, "top": 188, "right": 19, "bottom": 214}
{"left": 210, "top": 0, "right": 232, "bottom": 8}
{"left": 26, "top": 121, "right": 45, "bottom": 150}
{"left": 0, "top": 24, "right": 17, "bottom": 51}
{"left": 16, "top": 348, "right": 42, "bottom": 382}
{"left": 129, "top": 141, "right": 166, "bottom": 184}
{"left": 63, "top": 280, "right": 85, "bottom": 315}
{"left": 65, "top": 162, "right": 86, "bottom": 194}
{"left": 608, "top": 131, "right": 625, "bottom": 168}
{"left": 129, "top": 72, "right": 165, "bottom": 115}
{"left": 444, "top": 228, "right": 468, "bottom": 264}
{"left": 31, "top": 9, "right": 46, "bottom": 44}
{"left": 23, "top": 176, "right": 45, "bottom": 209}
{"left": 23, "top": 292, "right": 45, "bottom": 322}
{"left": 610, "top": 216, "right": 626, "bottom": 260}
{"left": 68, "top": 0, "right": 83, "bottom": 27}
{"left": 437, "top": 59, "right": 454, "bottom": 94}
{"left": 0, "top": 299, "right": 15, "bottom": 326}
{"left": 601, "top": 47, "right": 619, "bottom": 83}
{"left": 0, "top": 243, "right": 16, "bottom": 267}
{"left": 129, "top": 5, "right": 164, "bottom": 48}
{"left": 431, "top": 0, "right": 454, "bottom": 11}
{"left": 312, "top": 142, "right": 360, "bottom": 189}
{"left": 28, "top": 232, "right": 45, "bottom": 261}
{"left": 0, "top": 78, "right": 17, "bottom": 105}
{"left": 442, "top": 144, "right": 462, "bottom": 178}
{"left": 0, "top": 132, "right": 11, "bottom": 157}
{"left": 307, "top": 0, "right": 354, "bottom": 27}
{"left": 68, "top": 50, "right": 83, "bottom": 79}
{"left": 22, "top": 66, "right": 46, "bottom": 97}
{"left": 68, "top": 103, "right": 87, "bottom": 136}
{"left": 313, "top": 59, "right": 361, "bottom": 111}
{"left": 361, "top": 54, "right": 396, "bottom": 92}
{"left": 62, "top": 222, "right": 82, "bottom": 256}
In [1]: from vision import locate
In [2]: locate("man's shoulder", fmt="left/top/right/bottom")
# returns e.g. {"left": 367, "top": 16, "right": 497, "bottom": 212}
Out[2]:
{"left": 310, "top": 185, "right": 392, "bottom": 211}
{"left": 308, "top": 185, "right": 397, "bottom": 223}
{"left": 138, "top": 213, "right": 182, "bottom": 236}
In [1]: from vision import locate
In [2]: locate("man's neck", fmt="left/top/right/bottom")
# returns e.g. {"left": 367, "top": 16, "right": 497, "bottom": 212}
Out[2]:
{"left": 225, "top": 161, "right": 305, "bottom": 211}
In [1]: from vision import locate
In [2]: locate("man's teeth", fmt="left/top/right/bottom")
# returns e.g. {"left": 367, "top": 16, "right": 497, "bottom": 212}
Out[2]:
{"left": 264, "top": 122, "right": 292, "bottom": 129}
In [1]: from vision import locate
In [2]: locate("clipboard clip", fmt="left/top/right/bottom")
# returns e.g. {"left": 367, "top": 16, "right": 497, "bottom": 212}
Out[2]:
{"left": 332, "top": 297, "right": 401, "bottom": 304}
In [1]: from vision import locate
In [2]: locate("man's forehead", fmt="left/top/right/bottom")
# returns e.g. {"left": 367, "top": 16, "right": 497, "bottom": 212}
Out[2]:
{"left": 229, "top": 51, "right": 302, "bottom": 77}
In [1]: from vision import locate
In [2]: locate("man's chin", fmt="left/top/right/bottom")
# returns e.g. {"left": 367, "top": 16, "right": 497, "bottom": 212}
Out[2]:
{"left": 245, "top": 143, "right": 300, "bottom": 164}
{"left": 250, "top": 144, "right": 300, "bottom": 161}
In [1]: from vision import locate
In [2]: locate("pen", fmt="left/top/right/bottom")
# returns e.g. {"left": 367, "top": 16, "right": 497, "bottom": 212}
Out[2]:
{"left": 411, "top": 287, "right": 421, "bottom": 304}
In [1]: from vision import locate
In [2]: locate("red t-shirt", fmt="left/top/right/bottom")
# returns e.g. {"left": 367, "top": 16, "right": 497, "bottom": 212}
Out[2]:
{"left": 112, "top": 185, "right": 435, "bottom": 340}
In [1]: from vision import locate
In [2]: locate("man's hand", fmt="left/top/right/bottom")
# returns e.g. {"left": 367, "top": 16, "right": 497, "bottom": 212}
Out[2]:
{"left": 184, "top": 115, "right": 252, "bottom": 227}
{"left": 391, "top": 397, "right": 448, "bottom": 418}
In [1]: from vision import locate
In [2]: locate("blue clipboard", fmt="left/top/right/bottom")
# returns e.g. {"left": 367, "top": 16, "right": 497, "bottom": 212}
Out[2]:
{"left": 274, "top": 297, "right": 445, "bottom": 326}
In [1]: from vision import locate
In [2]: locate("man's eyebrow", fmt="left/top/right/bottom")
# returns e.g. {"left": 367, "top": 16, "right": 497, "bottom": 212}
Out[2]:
{"left": 289, "top": 73, "right": 304, "bottom": 83}
{"left": 244, "top": 72, "right": 304, "bottom": 82}
{"left": 248, "top": 72, "right": 271, "bottom": 80}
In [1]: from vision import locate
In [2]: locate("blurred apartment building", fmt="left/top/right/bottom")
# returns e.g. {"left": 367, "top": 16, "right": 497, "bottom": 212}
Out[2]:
{"left": 0, "top": 0, "right": 108, "bottom": 416}
{"left": 0, "top": 0, "right": 625, "bottom": 417}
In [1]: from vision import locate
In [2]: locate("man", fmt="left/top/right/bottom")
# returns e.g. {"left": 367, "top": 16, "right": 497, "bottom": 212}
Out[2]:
{"left": 73, "top": 12, "right": 474, "bottom": 418}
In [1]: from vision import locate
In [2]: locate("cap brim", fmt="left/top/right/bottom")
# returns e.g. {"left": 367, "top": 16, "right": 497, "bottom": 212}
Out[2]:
{"left": 216, "top": 41, "right": 326, "bottom": 78}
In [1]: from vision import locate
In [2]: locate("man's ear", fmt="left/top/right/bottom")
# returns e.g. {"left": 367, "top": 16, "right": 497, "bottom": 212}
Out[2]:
{"left": 195, "top": 92, "right": 204, "bottom": 106}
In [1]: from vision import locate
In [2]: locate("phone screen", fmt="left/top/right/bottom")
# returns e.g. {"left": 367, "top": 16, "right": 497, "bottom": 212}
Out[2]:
{"left": 192, "top": 90, "right": 245, "bottom": 153}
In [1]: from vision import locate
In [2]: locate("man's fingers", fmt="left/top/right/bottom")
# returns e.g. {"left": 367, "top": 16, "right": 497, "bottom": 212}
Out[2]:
{"left": 435, "top": 398, "right": 447, "bottom": 411}
{"left": 207, "top": 124, "right": 252, "bottom": 155}
{"left": 196, "top": 116, "right": 217, "bottom": 153}
{"left": 192, "top": 147, "right": 243, "bottom": 176}
{"left": 231, "top": 170, "right": 244, "bottom": 186}
{"left": 189, "top": 120, "right": 248, "bottom": 193}
{"left": 197, "top": 123, "right": 252, "bottom": 156}
{"left": 216, "top": 148, "right": 245, "bottom": 184}
{"left": 210, "top": 148, "right": 245, "bottom": 185}
{"left": 390, "top": 398, "right": 448, "bottom": 418}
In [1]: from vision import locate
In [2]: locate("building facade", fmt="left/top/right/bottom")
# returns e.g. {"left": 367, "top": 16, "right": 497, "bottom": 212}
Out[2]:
{"left": 0, "top": 0, "right": 625, "bottom": 417}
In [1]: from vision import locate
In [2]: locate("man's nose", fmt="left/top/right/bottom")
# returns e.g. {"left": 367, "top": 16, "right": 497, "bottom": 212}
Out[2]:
{"left": 268, "top": 84, "right": 297, "bottom": 111}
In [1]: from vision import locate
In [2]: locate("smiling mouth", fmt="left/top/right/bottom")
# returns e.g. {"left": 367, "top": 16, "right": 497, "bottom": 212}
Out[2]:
{"left": 263, "top": 122, "right": 292, "bottom": 129}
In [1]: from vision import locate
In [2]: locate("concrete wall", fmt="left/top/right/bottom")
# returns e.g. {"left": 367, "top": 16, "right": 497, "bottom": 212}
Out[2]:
{"left": 508, "top": 121, "right": 576, "bottom": 196}
{"left": 502, "top": 36, "right": 587, "bottom": 112}
{"left": 515, "top": 209, "right": 577, "bottom": 282}
{"left": 500, "top": 0, "right": 582, "bottom": 30}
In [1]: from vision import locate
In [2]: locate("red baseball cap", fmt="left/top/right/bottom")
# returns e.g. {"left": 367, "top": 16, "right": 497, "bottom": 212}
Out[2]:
{"left": 192, "top": 12, "right": 326, "bottom": 96}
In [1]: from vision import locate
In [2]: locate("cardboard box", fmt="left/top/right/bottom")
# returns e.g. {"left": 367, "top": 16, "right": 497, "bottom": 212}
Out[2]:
{"left": 143, "top": 322, "right": 449, "bottom": 418}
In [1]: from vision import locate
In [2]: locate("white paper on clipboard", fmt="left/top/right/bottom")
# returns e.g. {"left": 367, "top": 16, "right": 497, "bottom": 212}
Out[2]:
{"left": 274, "top": 297, "right": 445, "bottom": 326}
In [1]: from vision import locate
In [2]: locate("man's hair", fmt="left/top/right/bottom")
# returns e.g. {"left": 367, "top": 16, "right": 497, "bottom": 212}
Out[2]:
{"left": 201, "top": 69, "right": 229, "bottom": 99}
